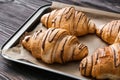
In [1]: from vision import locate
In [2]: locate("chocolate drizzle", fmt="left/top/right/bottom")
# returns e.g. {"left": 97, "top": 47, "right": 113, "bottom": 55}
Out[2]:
{"left": 41, "top": 29, "right": 55, "bottom": 50}
{"left": 33, "top": 30, "right": 42, "bottom": 39}
{"left": 51, "top": 31, "right": 68, "bottom": 63}
{"left": 95, "top": 51, "right": 99, "bottom": 65}
{"left": 52, "top": 17, "right": 57, "bottom": 27}
{"left": 60, "top": 36, "right": 68, "bottom": 63}
{"left": 87, "top": 18, "right": 90, "bottom": 27}
{"left": 48, "top": 30, "right": 59, "bottom": 42}
{"left": 114, "top": 20, "right": 119, "bottom": 36}
{"left": 76, "top": 12, "right": 83, "bottom": 28}
{"left": 73, "top": 11, "right": 77, "bottom": 34}
{"left": 78, "top": 43, "right": 86, "bottom": 50}
{"left": 49, "top": 10, "right": 57, "bottom": 27}
{"left": 64, "top": 7, "right": 72, "bottom": 16}
{"left": 71, "top": 45, "right": 76, "bottom": 60}
{"left": 99, "top": 24, "right": 105, "bottom": 38}
{"left": 84, "top": 58, "right": 88, "bottom": 75}
{"left": 118, "top": 25, "right": 120, "bottom": 33}
{"left": 41, "top": 31, "right": 50, "bottom": 50}
{"left": 114, "top": 47, "right": 120, "bottom": 68}
{"left": 59, "top": 8, "right": 66, "bottom": 28}
{"left": 24, "top": 36, "right": 30, "bottom": 42}
{"left": 65, "top": 7, "right": 73, "bottom": 20}
{"left": 90, "top": 55, "right": 93, "bottom": 77}
{"left": 81, "top": 58, "right": 87, "bottom": 75}
{"left": 46, "top": 13, "right": 51, "bottom": 28}
{"left": 112, "top": 46, "right": 120, "bottom": 68}
{"left": 112, "top": 47, "right": 117, "bottom": 67}
{"left": 109, "top": 23, "right": 113, "bottom": 39}
{"left": 114, "top": 51, "right": 117, "bottom": 68}
{"left": 83, "top": 15, "right": 88, "bottom": 27}
{"left": 79, "top": 13, "right": 85, "bottom": 26}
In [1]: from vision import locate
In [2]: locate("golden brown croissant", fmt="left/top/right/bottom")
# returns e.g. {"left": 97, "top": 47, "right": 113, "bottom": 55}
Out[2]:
{"left": 80, "top": 43, "right": 120, "bottom": 79}
{"left": 41, "top": 7, "right": 96, "bottom": 36}
{"left": 115, "top": 34, "right": 120, "bottom": 44}
{"left": 22, "top": 28, "right": 88, "bottom": 64}
{"left": 96, "top": 20, "right": 120, "bottom": 44}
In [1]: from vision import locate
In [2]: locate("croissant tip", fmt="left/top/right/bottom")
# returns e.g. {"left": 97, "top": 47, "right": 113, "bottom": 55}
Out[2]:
{"left": 22, "top": 36, "right": 31, "bottom": 50}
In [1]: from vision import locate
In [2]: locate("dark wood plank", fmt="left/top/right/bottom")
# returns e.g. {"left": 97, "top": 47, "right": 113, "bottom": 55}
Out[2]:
{"left": 0, "top": 0, "right": 50, "bottom": 33}
{"left": 0, "top": 0, "right": 50, "bottom": 48}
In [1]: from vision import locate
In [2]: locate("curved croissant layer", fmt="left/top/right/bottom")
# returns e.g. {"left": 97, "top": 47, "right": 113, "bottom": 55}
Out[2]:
{"left": 96, "top": 20, "right": 120, "bottom": 44}
{"left": 41, "top": 7, "right": 96, "bottom": 36}
{"left": 80, "top": 43, "right": 120, "bottom": 79}
{"left": 22, "top": 28, "right": 88, "bottom": 64}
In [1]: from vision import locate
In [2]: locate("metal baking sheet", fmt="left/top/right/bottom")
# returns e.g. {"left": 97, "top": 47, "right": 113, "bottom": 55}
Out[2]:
{"left": 1, "top": 3, "right": 119, "bottom": 80}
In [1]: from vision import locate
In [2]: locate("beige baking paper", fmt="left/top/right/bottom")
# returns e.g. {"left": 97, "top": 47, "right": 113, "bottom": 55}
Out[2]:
{"left": 51, "top": 1, "right": 120, "bottom": 18}
{"left": 2, "top": 2, "right": 120, "bottom": 80}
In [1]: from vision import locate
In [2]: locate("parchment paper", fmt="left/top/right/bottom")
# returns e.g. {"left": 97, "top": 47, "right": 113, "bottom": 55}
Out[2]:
{"left": 2, "top": 2, "right": 119, "bottom": 79}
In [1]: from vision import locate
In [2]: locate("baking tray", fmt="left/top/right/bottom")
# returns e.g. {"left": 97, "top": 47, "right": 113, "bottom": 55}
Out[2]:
{"left": 1, "top": 3, "right": 119, "bottom": 80}
{"left": 1, "top": 4, "right": 81, "bottom": 80}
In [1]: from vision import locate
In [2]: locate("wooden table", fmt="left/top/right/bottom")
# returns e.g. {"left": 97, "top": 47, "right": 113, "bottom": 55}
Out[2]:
{"left": 0, "top": 0, "right": 75, "bottom": 80}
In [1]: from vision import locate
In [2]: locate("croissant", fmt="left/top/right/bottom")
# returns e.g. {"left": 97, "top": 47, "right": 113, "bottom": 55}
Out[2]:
{"left": 41, "top": 7, "right": 96, "bottom": 36}
{"left": 96, "top": 20, "right": 120, "bottom": 44}
{"left": 79, "top": 43, "right": 120, "bottom": 79}
{"left": 22, "top": 28, "right": 88, "bottom": 64}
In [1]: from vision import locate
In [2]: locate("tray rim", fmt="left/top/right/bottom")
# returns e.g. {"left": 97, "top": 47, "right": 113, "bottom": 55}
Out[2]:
{"left": 2, "top": 53, "right": 81, "bottom": 79}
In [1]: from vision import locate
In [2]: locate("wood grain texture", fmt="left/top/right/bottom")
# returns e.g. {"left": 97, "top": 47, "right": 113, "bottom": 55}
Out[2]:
{"left": 0, "top": 0, "right": 73, "bottom": 80}
{"left": 0, "top": 0, "right": 49, "bottom": 46}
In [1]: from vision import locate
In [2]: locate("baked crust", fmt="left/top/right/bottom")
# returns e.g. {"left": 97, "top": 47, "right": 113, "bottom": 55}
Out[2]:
{"left": 80, "top": 43, "right": 120, "bottom": 79}
{"left": 96, "top": 20, "right": 120, "bottom": 44}
{"left": 41, "top": 7, "right": 96, "bottom": 36}
{"left": 22, "top": 28, "right": 88, "bottom": 64}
